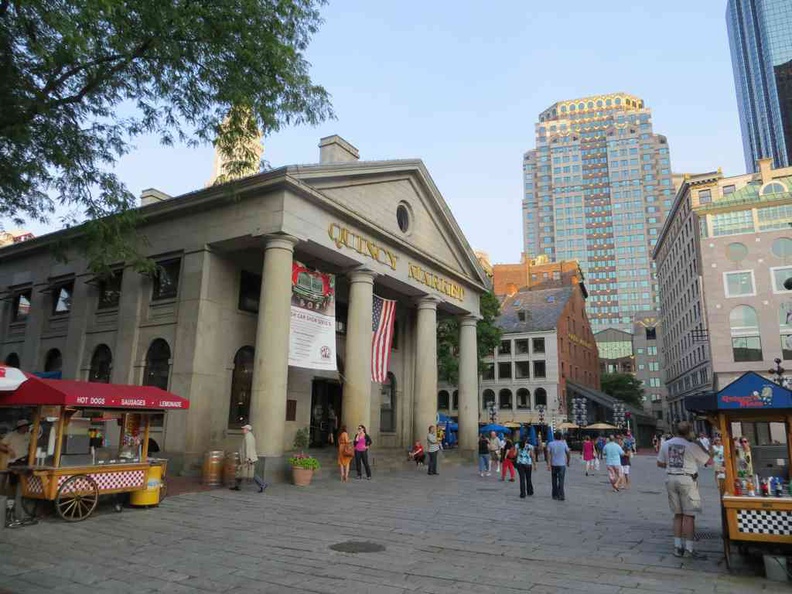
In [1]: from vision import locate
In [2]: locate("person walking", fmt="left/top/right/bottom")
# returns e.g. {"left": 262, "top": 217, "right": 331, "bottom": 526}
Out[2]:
{"left": 478, "top": 433, "right": 490, "bottom": 477}
{"left": 620, "top": 439, "right": 632, "bottom": 490}
{"left": 353, "top": 425, "right": 372, "bottom": 480}
{"left": 657, "top": 421, "right": 713, "bottom": 559}
{"left": 426, "top": 425, "right": 440, "bottom": 475}
{"left": 595, "top": 435, "right": 605, "bottom": 460}
{"left": 337, "top": 424, "right": 354, "bottom": 482}
{"left": 488, "top": 431, "right": 500, "bottom": 475}
{"left": 546, "top": 433, "right": 570, "bottom": 501}
{"left": 231, "top": 424, "right": 266, "bottom": 493}
{"left": 603, "top": 435, "right": 624, "bottom": 492}
{"left": 582, "top": 435, "right": 596, "bottom": 476}
{"left": 515, "top": 437, "right": 536, "bottom": 498}
{"left": 501, "top": 437, "right": 517, "bottom": 482}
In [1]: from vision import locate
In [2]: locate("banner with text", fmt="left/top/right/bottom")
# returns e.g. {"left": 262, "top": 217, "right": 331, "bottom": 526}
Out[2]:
{"left": 288, "top": 262, "right": 337, "bottom": 370}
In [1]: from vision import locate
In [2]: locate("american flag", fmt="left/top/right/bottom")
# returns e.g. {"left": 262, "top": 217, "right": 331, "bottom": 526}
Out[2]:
{"left": 371, "top": 295, "right": 397, "bottom": 382}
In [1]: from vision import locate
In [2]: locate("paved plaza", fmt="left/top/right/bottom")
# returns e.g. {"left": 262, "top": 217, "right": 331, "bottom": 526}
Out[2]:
{"left": 0, "top": 455, "right": 781, "bottom": 593}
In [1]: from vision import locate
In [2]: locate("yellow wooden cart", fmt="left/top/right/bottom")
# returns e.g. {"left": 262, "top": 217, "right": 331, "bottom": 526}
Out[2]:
{"left": 686, "top": 371, "right": 792, "bottom": 569}
{"left": 0, "top": 371, "right": 188, "bottom": 522}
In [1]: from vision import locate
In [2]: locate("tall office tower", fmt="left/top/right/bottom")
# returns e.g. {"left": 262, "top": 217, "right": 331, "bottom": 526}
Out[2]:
{"left": 522, "top": 93, "right": 674, "bottom": 334}
{"left": 727, "top": 0, "right": 792, "bottom": 172}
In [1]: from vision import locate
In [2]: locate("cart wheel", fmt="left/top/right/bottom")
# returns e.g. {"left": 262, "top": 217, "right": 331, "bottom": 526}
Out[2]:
{"left": 56, "top": 475, "right": 99, "bottom": 522}
{"left": 21, "top": 497, "right": 39, "bottom": 519}
{"left": 159, "top": 480, "right": 167, "bottom": 502}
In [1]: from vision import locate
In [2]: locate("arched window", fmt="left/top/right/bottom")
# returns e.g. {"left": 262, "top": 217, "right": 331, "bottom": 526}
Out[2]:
{"left": 535, "top": 388, "right": 548, "bottom": 407}
{"left": 437, "top": 390, "right": 450, "bottom": 410}
{"left": 761, "top": 181, "right": 787, "bottom": 196}
{"left": 4, "top": 353, "right": 20, "bottom": 368}
{"left": 88, "top": 344, "right": 112, "bottom": 383}
{"left": 499, "top": 388, "right": 512, "bottom": 409}
{"left": 44, "top": 348, "right": 62, "bottom": 373}
{"left": 228, "top": 346, "right": 254, "bottom": 428}
{"left": 730, "top": 305, "right": 762, "bottom": 362}
{"left": 143, "top": 339, "right": 171, "bottom": 390}
{"left": 482, "top": 389, "right": 495, "bottom": 410}
{"left": 516, "top": 388, "right": 530, "bottom": 409}
{"left": 452, "top": 390, "right": 459, "bottom": 410}
{"left": 380, "top": 372, "right": 396, "bottom": 433}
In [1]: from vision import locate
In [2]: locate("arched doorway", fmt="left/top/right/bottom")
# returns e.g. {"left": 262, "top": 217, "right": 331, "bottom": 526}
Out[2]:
{"left": 143, "top": 339, "right": 171, "bottom": 390}
{"left": 44, "top": 348, "right": 62, "bottom": 373}
{"left": 4, "top": 353, "right": 20, "bottom": 369}
{"left": 228, "top": 346, "right": 254, "bottom": 428}
{"left": 88, "top": 344, "right": 112, "bottom": 383}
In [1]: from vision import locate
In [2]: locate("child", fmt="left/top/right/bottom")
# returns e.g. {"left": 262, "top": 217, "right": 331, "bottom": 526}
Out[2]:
{"left": 408, "top": 441, "right": 425, "bottom": 467}
{"left": 620, "top": 445, "right": 632, "bottom": 489}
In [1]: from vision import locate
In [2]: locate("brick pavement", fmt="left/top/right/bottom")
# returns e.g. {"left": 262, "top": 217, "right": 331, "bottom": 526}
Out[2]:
{"left": 0, "top": 455, "right": 781, "bottom": 593}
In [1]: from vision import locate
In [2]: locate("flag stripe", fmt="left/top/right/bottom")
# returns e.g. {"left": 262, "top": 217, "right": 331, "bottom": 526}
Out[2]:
{"left": 371, "top": 295, "right": 397, "bottom": 382}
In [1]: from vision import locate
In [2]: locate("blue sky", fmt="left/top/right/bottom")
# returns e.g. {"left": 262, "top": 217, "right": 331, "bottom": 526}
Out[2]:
{"left": 10, "top": 1, "right": 745, "bottom": 264}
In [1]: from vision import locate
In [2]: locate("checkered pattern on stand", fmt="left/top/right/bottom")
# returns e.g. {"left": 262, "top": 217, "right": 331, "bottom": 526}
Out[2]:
{"left": 26, "top": 476, "right": 44, "bottom": 495}
{"left": 737, "top": 509, "right": 792, "bottom": 535}
{"left": 57, "top": 470, "right": 146, "bottom": 493}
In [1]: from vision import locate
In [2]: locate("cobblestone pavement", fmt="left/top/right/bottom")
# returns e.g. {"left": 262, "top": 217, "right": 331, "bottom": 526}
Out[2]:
{"left": 0, "top": 455, "right": 782, "bottom": 593}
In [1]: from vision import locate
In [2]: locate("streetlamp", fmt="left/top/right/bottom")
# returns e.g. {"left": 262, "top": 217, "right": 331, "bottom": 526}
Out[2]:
{"left": 488, "top": 402, "right": 498, "bottom": 424}
{"left": 769, "top": 357, "right": 789, "bottom": 387}
{"left": 572, "top": 397, "right": 587, "bottom": 427}
{"left": 536, "top": 404, "right": 546, "bottom": 426}
{"left": 613, "top": 401, "right": 626, "bottom": 431}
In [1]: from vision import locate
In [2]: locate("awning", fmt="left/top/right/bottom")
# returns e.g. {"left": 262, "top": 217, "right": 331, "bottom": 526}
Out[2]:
{"left": 0, "top": 371, "right": 189, "bottom": 411}
{"left": 685, "top": 371, "right": 792, "bottom": 412}
{"left": 566, "top": 380, "right": 656, "bottom": 424}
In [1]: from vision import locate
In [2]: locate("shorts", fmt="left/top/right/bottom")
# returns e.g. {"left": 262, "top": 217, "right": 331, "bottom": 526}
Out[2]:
{"left": 490, "top": 451, "right": 500, "bottom": 461}
{"left": 607, "top": 464, "right": 622, "bottom": 483}
{"left": 622, "top": 465, "right": 630, "bottom": 475}
{"left": 666, "top": 475, "right": 701, "bottom": 516}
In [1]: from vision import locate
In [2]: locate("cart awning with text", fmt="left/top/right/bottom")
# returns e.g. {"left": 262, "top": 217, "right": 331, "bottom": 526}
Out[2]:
{"left": 0, "top": 370, "right": 189, "bottom": 411}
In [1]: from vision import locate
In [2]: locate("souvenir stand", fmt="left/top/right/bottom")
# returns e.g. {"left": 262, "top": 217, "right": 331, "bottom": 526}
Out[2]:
{"left": 0, "top": 366, "right": 189, "bottom": 522}
{"left": 685, "top": 371, "right": 792, "bottom": 569}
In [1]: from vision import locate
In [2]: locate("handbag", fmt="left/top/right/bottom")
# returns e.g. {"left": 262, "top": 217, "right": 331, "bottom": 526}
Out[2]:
{"left": 342, "top": 442, "right": 354, "bottom": 457}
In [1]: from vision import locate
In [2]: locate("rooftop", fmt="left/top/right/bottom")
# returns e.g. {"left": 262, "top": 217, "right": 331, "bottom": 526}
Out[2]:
{"left": 496, "top": 286, "right": 573, "bottom": 333}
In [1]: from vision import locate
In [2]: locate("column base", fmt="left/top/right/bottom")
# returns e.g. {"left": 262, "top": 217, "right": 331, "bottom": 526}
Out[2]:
{"left": 256, "top": 455, "right": 289, "bottom": 483}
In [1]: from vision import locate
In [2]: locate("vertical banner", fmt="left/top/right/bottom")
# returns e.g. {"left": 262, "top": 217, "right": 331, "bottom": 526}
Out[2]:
{"left": 288, "top": 262, "right": 337, "bottom": 370}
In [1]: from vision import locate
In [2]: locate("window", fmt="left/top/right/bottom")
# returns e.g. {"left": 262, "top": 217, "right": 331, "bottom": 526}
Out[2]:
{"left": 782, "top": 335, "right": 792, "bottom": 361}
{"left": 44, "top": 348, "right": 62, "bottom": 373}
{"left": 725, "top": 242, "right": 748, "bottom": 263}
{"left": 52, "top": 281, "right": 73, "bottom": 315}
{"left": 645, "top": 327, "right": 657, "bottom": 340}
{"left": 723, "top": 185, "right": 736, "bottom": 195}
{"left": 515, "top": 339, "right": 529, "bottom": 355}
{"left": 143, "top": 339, "right": 171, "bottom": 390}
{"left": 515, "top": 361, "right": 530, "bottom": 379}
{"left": 698, "top": 189, "right": 712, "bottom": 204}
{"left": 238, "top": 270, "right": 262, "bottom": 313}
{"left": 380, "top": 372, "right": 396, "bottom": 432}
{"left": 152, "top": 258, "right": 181, "bottom": 301}
{"left": 228, "top": 346, "right": 254, "bottom": 428}
{"left": 533, "top": 361, "right": 546, "bottom": 378}
{"left": 772, "top": 267, "right": 792, "bottom": 293}
{"left": 534, "top": 387, "right": 547, "bottom": 407}
{"left": 88, "top": 344, "right": 112, "bottom": 383}
{"left": 483, "top": 363, "right": 495, "bottom": 381}
{"left": 452, "top": 390, "right": 458, "bottom": 410}
{"left": 396, "top": 203, "right": 411, "bottom": 233}
{"left": 437, "top": 390, "right": 450, "bottom": 410}
{"left": 482, "top": 389, "right": 495, "bottom": 410}
{"left": 97, "top": 270, "right": 123, "bottom": 310}
{"left": 4, "top": 353, "right": 20, "bottom": 368}
{"left": 498, "top": 340, "right": 511, "bottom": 355}
{"left": 761, "top": 181, "right": 787, "bottom": 195}
{"left": 498, "top": 362, "right": 512, "bottom": 380}
{"left": 516, "top": 388, "right": 530, "bottom": 409}
{"left": 499, "top": 389, "right": 512, "bottom": 409}
{"left": 712, "top": 210, "right": 754, "bottom": 236}
{"left": 732, "top": 336, "right": 763, "bottom": 362}
{"left": 730, "top": 306, "right": 762, "bottom": 362}
{"left": 772, "top": 238, "right": 792, "bottom": 259}
{"left": 724, "top": 270, "right": 756, "bottom": 297}
{"left": 532, "top": 337, "right": 545, "bottom": 354}
{"left": 12, "top": 290, "right": 31, "bottom": 323}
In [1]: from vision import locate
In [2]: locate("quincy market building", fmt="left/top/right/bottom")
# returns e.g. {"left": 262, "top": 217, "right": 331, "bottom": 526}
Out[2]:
{"left": 0, "top": 136, "right": 488, "bottom": 477}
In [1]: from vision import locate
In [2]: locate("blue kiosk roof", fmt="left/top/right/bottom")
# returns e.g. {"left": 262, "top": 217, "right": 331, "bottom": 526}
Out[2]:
{"left": 685, "top": 371, "right": 792, "bottom": 412}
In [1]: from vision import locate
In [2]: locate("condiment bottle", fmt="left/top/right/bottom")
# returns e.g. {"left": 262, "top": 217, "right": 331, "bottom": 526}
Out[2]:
{"left": 734, "top": 479, "right": 742, "bottom": 495}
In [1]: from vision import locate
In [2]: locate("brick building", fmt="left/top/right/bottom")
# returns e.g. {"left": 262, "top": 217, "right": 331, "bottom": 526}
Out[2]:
{"left": 492, "top": 254, "right": 582, "bottom": 297}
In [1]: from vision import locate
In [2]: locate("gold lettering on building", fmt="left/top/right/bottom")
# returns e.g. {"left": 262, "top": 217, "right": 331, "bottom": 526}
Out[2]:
{"left": 569, "top": 333, "right": 593, "bottom": 350}
{"left": 407, "top": 263, "right": 465, "bottom": 301}
{"left": 328, "top": 223, "right": 398, "bottom": 270}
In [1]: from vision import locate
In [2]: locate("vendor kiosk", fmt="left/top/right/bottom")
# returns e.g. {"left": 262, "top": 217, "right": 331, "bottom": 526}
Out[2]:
{"left": 0, "top": 366, "right": 189, "bottom": 522}
{"left": 685, "top": 371, "right": 792, "bottom": 568}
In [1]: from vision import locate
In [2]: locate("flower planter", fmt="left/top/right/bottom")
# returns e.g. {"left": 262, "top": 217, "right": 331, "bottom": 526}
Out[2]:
{"left": 292, "top": 467, "right": 314, "bottom": 487}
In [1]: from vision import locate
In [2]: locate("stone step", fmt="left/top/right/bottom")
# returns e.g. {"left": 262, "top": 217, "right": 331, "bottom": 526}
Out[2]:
{"left": 302, "top": 447, "right": 473, "bottom": 480}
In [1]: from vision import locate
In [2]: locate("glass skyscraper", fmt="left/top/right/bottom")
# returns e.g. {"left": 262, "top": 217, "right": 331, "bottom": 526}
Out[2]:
{"left": 522, "top": 93, "right": 674, "bottom": 333}
{"left": 727, "top": 0, "right": 792, "bottom": 172}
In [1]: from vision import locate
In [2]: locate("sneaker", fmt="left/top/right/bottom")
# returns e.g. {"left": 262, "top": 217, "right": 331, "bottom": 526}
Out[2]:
{"left": 486, "top": 472, "right": 491, "bottom": 476}
{"left": 686, "top": 550, "right": 707, "bottom": 560}
{"left": 508, "top": 478, "right": 515, "bottom": 482}
{"left": 5, "top": 520, "right": 24, "bottom": 529}
{"left": 673, "top": 547, "right": 684, "bottom": 558}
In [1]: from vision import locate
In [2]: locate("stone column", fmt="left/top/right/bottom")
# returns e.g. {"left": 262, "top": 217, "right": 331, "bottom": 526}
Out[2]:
{"left": 341, "top": 268, "right": 376, "bottom": 433}
{"left": 249, "top": 235, "right": 297, "bottom": 477}
{"left": 414, "top": 297, "right": 438, "bottom": 442}
{"left": 457, "top": 315, "right": 479, "bottom": 454}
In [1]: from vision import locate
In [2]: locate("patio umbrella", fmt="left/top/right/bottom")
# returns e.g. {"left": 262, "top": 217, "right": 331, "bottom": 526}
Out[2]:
{"left": 504, "top": 421, "right": 521, "bottom": 429}
{"left": 557, "top": 421, "right": 579, "bottom": 430}
{"left": 528, "top": 425, "right": 537, "bottom": 447}
{"left": 479, "top": 423, "right": 511, "bottom": 434}
{"left": 546, "top": 426, "right": 554, "bottom": 442}
{"left": 586, "top": 422, "right": 618, "bottom": 430}
{"left": 0, "top": 365, "right": 30, "bottom": 392}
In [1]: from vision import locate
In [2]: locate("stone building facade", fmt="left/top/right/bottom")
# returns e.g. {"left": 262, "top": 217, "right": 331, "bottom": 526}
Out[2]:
{"left": 0, "top": 135, "right": 489, "bottom": 477}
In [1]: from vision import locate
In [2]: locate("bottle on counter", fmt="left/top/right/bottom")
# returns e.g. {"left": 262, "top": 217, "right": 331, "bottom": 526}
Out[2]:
{"left": 734, "top": 479, "right": 743, "bottom": 495}
{"left": 761, "top": 478, "right": 770, "bottom": 497}
{"left": 747, "top": 479, "right": 756, "bottom": 497}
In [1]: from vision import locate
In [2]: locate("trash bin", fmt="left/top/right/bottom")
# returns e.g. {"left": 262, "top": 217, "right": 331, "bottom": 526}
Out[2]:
{"left": 130, "top": 463, "right": 165, "bottom": 507}
{"left": 223, "top": 452, "right": 240, "bottom": 487}
{"left": 202, "top": 450, "right": 224, "bottom": 486}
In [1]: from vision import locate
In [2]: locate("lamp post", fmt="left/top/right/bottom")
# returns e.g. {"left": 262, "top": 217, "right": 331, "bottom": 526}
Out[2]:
{"left": 572, "top": 397, "right": 587, "bottom": 427}
{"left": 536, "top": 404, "right": 546, "bottom": 427}
{"left": 613, "top": 401, "right": 626, "bottom": 431}
{"left": 769, "top": 357, "right": 790, "bottom": 388}
{"left": 488, "top": 402, "right": 498, "bottom": 424}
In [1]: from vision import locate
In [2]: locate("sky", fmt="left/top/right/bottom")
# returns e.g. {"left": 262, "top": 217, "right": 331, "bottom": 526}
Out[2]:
{"left": 8, "top": 1, "right": 746, "bottom": 264}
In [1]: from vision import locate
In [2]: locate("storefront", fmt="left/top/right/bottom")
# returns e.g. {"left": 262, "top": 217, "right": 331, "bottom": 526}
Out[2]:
{"left": 0, "top": 136, "right": 489, "bottom": 478}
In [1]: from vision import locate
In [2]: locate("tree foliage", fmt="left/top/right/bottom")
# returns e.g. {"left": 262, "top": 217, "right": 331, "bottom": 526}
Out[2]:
{"left": 0, "top": 0, "right": 333, "bottom": 272}
{"left": 600, "top": 372, "right": 645, "bottom": 408}
{"left": 437, "top": 291, "right": 502, "bottom": 385}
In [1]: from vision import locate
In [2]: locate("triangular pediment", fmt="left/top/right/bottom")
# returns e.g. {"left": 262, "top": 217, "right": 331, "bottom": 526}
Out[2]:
{"left": 289, "top": 161, "right": 488, "bottom": 288}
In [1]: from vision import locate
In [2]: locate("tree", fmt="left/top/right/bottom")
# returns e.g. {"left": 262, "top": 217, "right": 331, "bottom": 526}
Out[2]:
{"left": 0, "top": 1, "right": 333, "bottom": 272}
{"left": 437, "top": 291, "right": 502, "bottom": 385}
{"left": 600, "top": 372, "right": 645, "bottom": 408}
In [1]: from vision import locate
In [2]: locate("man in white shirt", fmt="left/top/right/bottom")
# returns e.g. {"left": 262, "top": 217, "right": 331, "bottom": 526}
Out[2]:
{"left": 1, "top": 419, "right": 32, "bottom": 528}
{"left": 657, "top": 421, "right": 712, "bottom": 559}
{"left": 698, "top": 433, "right": 710, "bottom": 452}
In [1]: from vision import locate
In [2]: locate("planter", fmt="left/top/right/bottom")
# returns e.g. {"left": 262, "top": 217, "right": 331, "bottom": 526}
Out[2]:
{"left": 292, "top": 467, "right": 314, "bottom": 487}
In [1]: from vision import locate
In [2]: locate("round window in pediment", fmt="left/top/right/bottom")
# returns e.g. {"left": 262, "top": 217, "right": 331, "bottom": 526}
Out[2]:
{"left": 397, "top": 203, "right": 411, "bottom": 234}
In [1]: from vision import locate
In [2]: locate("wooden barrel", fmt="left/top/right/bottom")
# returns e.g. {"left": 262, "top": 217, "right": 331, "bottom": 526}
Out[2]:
{"left": 202, "top": 450, "right": 224, "bottom": 486}
{"left": 223, "top": 452, "right": 240, "bottom": 486}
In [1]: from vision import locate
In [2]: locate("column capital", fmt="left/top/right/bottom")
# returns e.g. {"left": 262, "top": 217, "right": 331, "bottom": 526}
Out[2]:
{"left": 459, "top": 314, "right": 480, "bottom": 327}
{"left": 416, "top": 295, "right": 440, "bottom": 311}
{"left": 347, "top": 266, "right": 377, "bottom": 285}
{"left": 264, "top": 234, "right": 299, "bottom": 252}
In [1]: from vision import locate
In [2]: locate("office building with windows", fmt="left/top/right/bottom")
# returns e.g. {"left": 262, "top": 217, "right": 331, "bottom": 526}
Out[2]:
{"left": 522, "top": 92, "right": 675, "bottom": 335}
{"left": 653, "top": 158, "right": 792, "bottom": 427}
{"left": 727, "top": 0, "right": 792, "bottom": 172}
